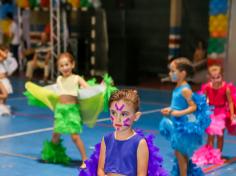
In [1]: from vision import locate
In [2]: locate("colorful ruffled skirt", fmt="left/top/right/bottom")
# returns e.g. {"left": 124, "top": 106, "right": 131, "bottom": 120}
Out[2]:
{"left": 160, "top": 93, "right": 211, "bottom": 157}
{"left": 193, "top": 106, "right": 231, "bottom": 166}
{"left": 192, "top": 145, "right": 224, "bottom": 166}
{"left": 206, "top": 106, "right": 227, "bottom": 136}
{"left": 54, "top": 103, "right": 83, "bottom": 134}
{"left": 159, "top": 93, "right": 211, "bottom": 175}
{"left": 41, "top": 139, "right": 71, "bottom": 165}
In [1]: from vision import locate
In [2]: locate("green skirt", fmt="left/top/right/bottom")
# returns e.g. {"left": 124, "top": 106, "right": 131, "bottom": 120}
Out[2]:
{"left": 54, "top": 103, "right": 82, "bottom": 134}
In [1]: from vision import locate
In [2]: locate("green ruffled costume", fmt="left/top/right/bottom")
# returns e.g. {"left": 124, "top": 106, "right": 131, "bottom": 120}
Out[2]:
{"left": 54, "top": 103, "right": 83, "bottom": 134}
{"left": 41, "top": 139, "right": 71, "bottom": 165}
{"left": 24, "top": 74, "right": 117, "bottom": 164}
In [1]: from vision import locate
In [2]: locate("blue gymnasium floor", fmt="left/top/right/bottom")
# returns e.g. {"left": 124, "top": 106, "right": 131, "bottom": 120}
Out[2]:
{"left": 1, "top": 77, "right": 236, "bottom": 176}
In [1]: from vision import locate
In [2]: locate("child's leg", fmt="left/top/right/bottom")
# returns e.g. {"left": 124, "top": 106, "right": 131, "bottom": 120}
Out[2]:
{"left": 207, "top": 135, "right": 214, "bottom": 147}
{"left": 175, "top": 150, "right": 188, "bottom": 176}
{"left": 217, "top": 134, "right": 224, "bottom": 152}
{"left": 71, "top": 134, "right": 87, "bottom": 161}
{"left": 52, "top": 132, "right": 61, "bottom": 143}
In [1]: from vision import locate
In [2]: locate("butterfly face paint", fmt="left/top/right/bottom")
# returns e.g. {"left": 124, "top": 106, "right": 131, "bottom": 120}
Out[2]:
{"left": 115, "top": 103, "right": 125, "bottom": 112}
{"left": 110, "top": 102, "right": 135, "bottom": 131}
{"left": 123, "top": 118, "right": 131, "bottom": 127}
{"left": 110, "top": 115, "right": 115, "bottom": 122}
{"left": 210, "top": 74, "right": 222, "bottom": 84}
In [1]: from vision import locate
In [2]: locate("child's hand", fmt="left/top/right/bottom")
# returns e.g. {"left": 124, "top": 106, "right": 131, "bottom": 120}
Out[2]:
{"left": 231, "top": 115, "right": 236, "bottom": 125}
{"left": 161, "top": 108, "right": 172, "bottom": 116}
{"left": 0, "top": 73, "right": 6, "bottom": 79}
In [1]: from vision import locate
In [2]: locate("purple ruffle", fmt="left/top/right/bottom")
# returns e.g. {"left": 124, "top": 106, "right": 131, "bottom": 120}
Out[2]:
{"left": 79, "top": 129, "right": 168, "bottom": 176}
{"left": 135, "top": 129, "right": 168, "bottom": 176}
{"left": 79, "top": 143, "right": 101, "bottom": 176}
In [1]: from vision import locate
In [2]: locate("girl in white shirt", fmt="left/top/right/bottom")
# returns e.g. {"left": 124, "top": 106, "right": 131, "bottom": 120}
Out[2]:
{"left": 42, "top": 53, "right": 89, "bottom": 168}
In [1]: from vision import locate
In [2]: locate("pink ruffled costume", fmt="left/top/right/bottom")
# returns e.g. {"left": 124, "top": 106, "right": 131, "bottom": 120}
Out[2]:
{"left": 225, "top": 83, "right": 236, "bottom": 135}
{"left": 192, "top": 82, "right": 228, "bottom": 166}
{"left": 203, "top": 82, "right": 228, "bottom": 136}
{"left": 192, "top": 145, "right": 224, "bottom": 166}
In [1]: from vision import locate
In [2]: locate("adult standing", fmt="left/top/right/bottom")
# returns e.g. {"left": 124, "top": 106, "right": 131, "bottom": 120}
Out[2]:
{"left": 6, "top": 12, "right": 20, "bottom": 65}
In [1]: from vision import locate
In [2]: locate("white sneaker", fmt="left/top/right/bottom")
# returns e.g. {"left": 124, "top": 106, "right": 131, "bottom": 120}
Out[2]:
{"left": 0, "top": 104, "right": 11, "bottom": 117}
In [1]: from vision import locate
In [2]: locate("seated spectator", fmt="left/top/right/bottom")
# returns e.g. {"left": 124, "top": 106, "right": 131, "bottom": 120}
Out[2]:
{"left": 21, "top": 47, "right": 35, "bottom": 69}
{"left": 25, "top": 32, "right": 51, "bottom": 83}
{"left": 192, "top": 40, "right": 207, "bottom": 71}
{"left": 193, "top": 40, "right": 206, "bottom": 63}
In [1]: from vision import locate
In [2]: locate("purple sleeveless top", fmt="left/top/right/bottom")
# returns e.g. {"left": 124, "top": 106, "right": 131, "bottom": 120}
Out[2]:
{"left": 104, "top": 132, "right": 143, "bottom": 176}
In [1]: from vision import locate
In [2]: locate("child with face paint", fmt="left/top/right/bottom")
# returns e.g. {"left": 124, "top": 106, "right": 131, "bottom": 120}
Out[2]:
{"left": 79, "top": 89, "right": 168, "bottom": 176}
{"left": 192, "top": 64, "right": 236, "bottom": 166}
{"left": 206, "top": 64, "right": 235, "bottom": 141}
{"left": 159, "top": 57, "right": 211, "bottom": 176}
{"left": 99, "top": 89, "right": 148, "bottom": 176}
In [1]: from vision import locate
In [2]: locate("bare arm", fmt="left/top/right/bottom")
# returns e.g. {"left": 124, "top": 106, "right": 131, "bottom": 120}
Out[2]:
{"left": 137, "top": 139, "right": 149, "bottom": 176}
{"left": 226, "top": 87, "right": 235, "bottom": 120}
{"left": 78, "top": 76, "right": 89, "bottom": 89}
{"left": 45, "top": 51, "right": 51, "bottom": 65}
{"left": 0, "top": 73, "right": 7, "bottom": 79}
{"left": 202, "top": 84, "right": 209, "bottom": 103}
{"left": 32, "top": 52, "right": 38, "bottom": 62}
{"left": 0, "top": 82, "right": 8, "bottom": 99}
{"left": 97, "top": 138, "right": 106, "bottom": 176}
{"left": 171, "top": 88, "right": 197, "bottom": 117}
{"left": 8, "top": 24, "right": 13, "bottom": 39}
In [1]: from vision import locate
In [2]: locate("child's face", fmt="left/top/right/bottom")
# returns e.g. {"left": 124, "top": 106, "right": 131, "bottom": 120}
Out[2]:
{"left": 57, "top": 57, "right": 74, "bottom": 77}
{"left": 209, "top": 68, "right": 222, "bottom": 84}
{"left": 169, "top": 61, "right": 182, "bottom": 82}
{"left": 110, "top": 100, "right": 140, "bottom": 132}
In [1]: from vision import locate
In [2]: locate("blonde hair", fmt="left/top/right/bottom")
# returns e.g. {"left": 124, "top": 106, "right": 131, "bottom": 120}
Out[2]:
{"left": 208, "top": 64, "right": 223, "bottom": 75}
{"left": 109, "top": 89, "right": 140, "bottom": 112}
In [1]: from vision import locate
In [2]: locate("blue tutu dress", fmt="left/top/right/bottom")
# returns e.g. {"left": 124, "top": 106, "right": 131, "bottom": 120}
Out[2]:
{"left": 159, "top": 84, "right": 211, "bottom": 176}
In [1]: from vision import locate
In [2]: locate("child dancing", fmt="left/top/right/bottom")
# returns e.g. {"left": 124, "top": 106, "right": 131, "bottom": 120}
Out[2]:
{"left": 25, "top": 52, "right": 116, "bottom": 168}
{"left": 192, "top": 64, "right": 236, "bottom": 165}
{"left": 79, "top": 89, "right": 168, "bottom": 176}
{"left": 160, "top": 57, "right": 211, "bottom": 176}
